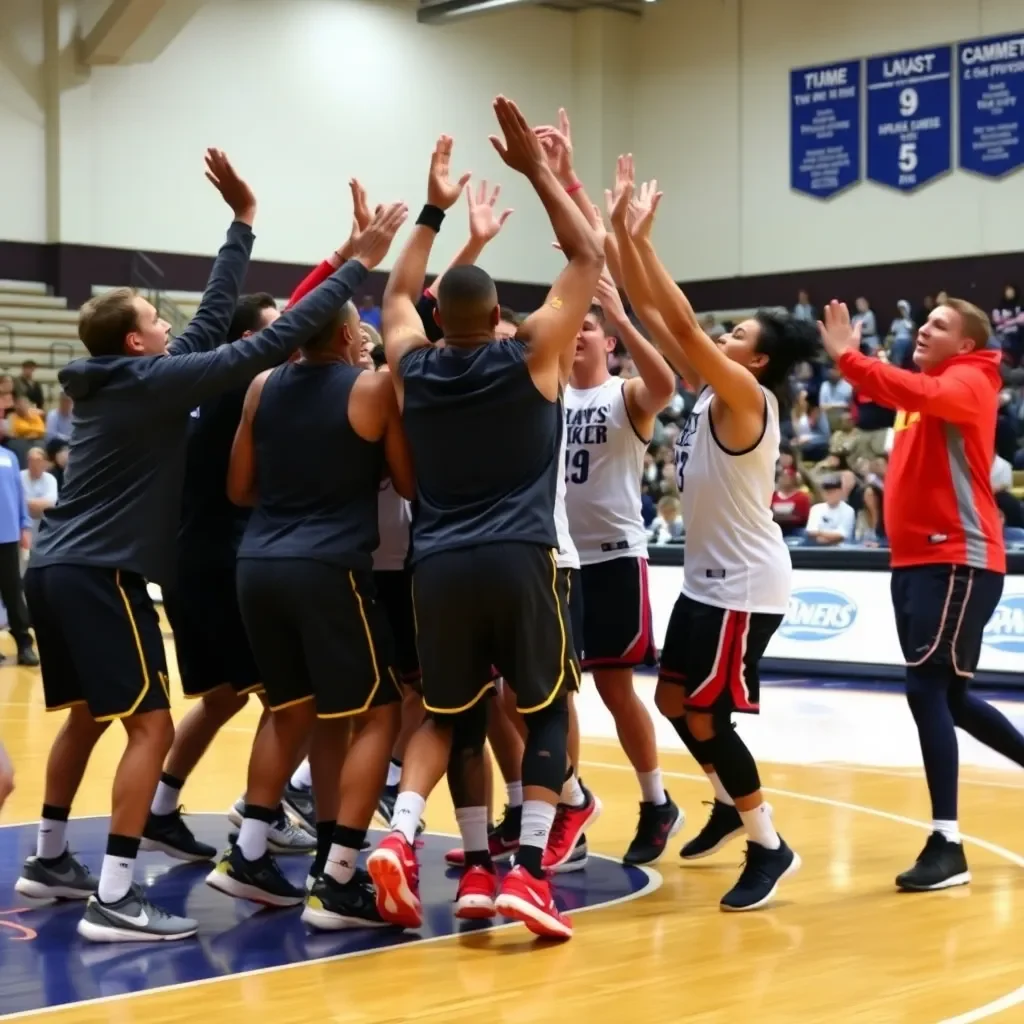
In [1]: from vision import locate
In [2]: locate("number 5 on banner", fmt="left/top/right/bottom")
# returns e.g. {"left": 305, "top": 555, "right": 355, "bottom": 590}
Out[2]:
{"left": 899, "top": 142, "right": 918, "bottom": 173}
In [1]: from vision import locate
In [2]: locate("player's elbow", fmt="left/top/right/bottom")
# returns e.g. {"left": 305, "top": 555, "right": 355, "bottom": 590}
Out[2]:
{"left": 646, "top": 367, "right": 677, "bottom": 408}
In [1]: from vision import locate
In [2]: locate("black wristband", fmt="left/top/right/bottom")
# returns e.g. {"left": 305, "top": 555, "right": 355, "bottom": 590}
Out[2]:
{"left": 416, "top": 204, "right": 445, "bottom": 231}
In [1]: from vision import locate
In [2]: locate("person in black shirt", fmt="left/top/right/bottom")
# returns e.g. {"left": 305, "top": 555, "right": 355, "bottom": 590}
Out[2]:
{"left": 16, "top": 151, "right": 402, "bottom": 944}
{"left": 366, "top": 104, "right": 603, "bottom": 942}
{"left": 209, "top": 262, "right": 412, "bottom": 924}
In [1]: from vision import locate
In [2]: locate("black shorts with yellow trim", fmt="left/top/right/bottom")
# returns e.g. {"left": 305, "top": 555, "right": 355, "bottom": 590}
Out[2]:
{"left": 372, "top": 568, "right": 420, "bottom": 688}
{"left": 24, "top": 564, "right": 170, "bottom": 721}
{"left": 236, "top": 557, "right": 401, "bottom": 718}
{"left": 412, "top": 542, "right": 580, "bottom": 716}
{"left": 163, "top": 560, "right": 262, "bottom": 698}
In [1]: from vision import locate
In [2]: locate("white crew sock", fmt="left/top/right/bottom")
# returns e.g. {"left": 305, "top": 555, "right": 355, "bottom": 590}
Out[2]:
{"left": 97, "top": 853, "right": 135, "bottom": 904}
{"left": 391, "top": 792, "right": 426, "bottom": 845}
{"left": 934, "top": 819, "right": 961, "bottom": 844}
{"left": 739, "top": 803, "right": 781, "bottom": 850}
{"left": 560, "top": 772, "right": 586, "bottom": 808}
{"left": 455, "top": 806, "right": 489, "bottom": 853}
{"left": 324, "top": 844, "right": 359, "bottom": 884}
{"left": 237, "top": 816, "right": 271, "bottom": 861}
{"left": 637, "top": 769, "right": 667, "bottom": 806}
{"left": 290, "top": 759, "right": 313, "bottom": 791}
{"left": 505, "top": 781, "right": 523, "bottom": 808}
{"left": 385, "top": 759, "right": 403, "bottom": 788}
{"left": 707, "top": 772, "right": 735, "bottom": 806}
{"left": 519, "top": 800, "right": 557, "bottom": 855}
{"left": 151, "top": 779, "right": 182, "bottom": 816}
{"left": 37, "top": 818, "right": 67, "bottom": 861}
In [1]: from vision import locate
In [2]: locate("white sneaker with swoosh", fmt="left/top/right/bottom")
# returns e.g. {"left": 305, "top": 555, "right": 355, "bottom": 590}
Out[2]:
{"left": 76, "top": 884, "right": 198, "bottom": 943}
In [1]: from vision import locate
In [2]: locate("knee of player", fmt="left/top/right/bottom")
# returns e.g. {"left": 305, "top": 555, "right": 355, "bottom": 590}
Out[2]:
{"left": 654, "top": 681, "right": 685, "bottom": 719}
{"left": 201, "top": 685, "right": 248, "bottom": 719}
{"left": 687, "top": 711, "right": 717, "bottom": 742}
{"left": 449, "top": 702, "right": 488, "bottom": 754}
{"left": 523, "top": 695, "right": 570, "bottom": 741}
{"left": 124, "top": 708, "right": 176, "bottom": 754}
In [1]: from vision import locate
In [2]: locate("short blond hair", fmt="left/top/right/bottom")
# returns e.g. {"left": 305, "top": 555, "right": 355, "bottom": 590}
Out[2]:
{"left": 78, "top": 287, "right": 139, "bottom": 356}
{"left": 943, "top": 298, "right": 991, "bottom": 350}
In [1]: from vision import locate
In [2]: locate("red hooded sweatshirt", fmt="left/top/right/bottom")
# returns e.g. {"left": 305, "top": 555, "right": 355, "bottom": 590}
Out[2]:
{"left": 837, "top": 348, "right": 1006, "bottom": 574}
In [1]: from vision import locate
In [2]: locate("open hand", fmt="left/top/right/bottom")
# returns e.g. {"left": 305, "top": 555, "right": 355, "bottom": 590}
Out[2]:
{"left": 335, "top": 179, "right": 374, "bottom": 264}
{"left": 204, "top": 148, "right": 256, "bottom": 224}
{"left": 629, "top": 179, "right": 662, "bottom": 241}
{"left": 467, "top": 180, "right": 513, "bottom": 242}
{"left": 427, "top": 136, "right": 470, "bottom": 211}
{"left": 595, "top": 270, "right": 627, "bottom": 325}
{"left": 351, "top": 202, "right": 410, "bottom": 270}
{"left": 605, "top": 154, "right": 636, "bottom": 225}
{"left": 818, "top": 300, "right": 861, "bottom": 360}
{"left": 489, "top": 96, "right": 547, "bottom": 178}
{"left": 534, "top": 108, "right": 574, "bottom": 185}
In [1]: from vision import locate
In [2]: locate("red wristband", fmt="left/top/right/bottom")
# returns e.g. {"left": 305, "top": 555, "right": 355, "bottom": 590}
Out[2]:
{"left": 565, "top": 181, "right": 583, "bottom": 195}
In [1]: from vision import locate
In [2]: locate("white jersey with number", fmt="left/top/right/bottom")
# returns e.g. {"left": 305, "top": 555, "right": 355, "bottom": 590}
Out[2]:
{"left": 675, "top": 385, "right": 791, "bottom": 614}
{"left": 564, "top": 377, "right": 649, "bottom": 566}
{"left": 555, "top": 396, "right": 580, "bottom": 570}
{"left": 373, "top": 480, "right": 411, "bottom": 571}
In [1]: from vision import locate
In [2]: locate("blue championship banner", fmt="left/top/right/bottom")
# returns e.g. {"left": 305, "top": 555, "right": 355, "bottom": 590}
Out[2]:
{"left": 958, "top": 32, "right": 1024, "bottom": 178}
{"left": 790, "top": 60, "right": 862, "bottom": 199}
{"left": 866, "top": 45, "right": 952, "bottom": 191}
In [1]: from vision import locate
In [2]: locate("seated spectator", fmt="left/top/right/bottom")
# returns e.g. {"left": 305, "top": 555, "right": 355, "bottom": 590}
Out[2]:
{"left": 14, "top": 360, "right": 43, "bottom": 409}
{"left": 793, "top": 289, "right": 815, "bottom": 323}
{"left": 9, "top": 395, "right": 45, "bottom": 440}
{"left": 853, "top": 297, "right": 880, "bottom": 353}
{"left": 649, "top": 495, "right": 684, "bottom": 544}
{"left": 771, "top": 467, "right": 811, "bottom": 536}
{"left": 818, "top": 367, "right": 853, "bottom": 425}
{"left": 855, "top": 483, "right": 886, "bottom": 546}
{"left": 45, "top": 391, "right": 73, "bottom": 443}
{"left": 825, "top": 411, "right": 862, "bottom": 461}
{"left": 790, "top": 390, "right": 831, "bottom": 462}
{"left": 888, "top": 300, "right": 916, "bottom": 368}
{"left": 806, "top": 476, "right": 855, "bottom": 545}
{"left": 20, "top": 447, "right": 57, "bottom": 544}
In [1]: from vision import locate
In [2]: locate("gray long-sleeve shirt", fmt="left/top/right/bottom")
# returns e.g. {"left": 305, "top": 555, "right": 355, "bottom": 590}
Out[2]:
{"left": 30, "top": 221, "right": 369, "bottom": 584}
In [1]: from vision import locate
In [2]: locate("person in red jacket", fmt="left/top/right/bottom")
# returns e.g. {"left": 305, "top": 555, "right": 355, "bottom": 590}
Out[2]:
{"left": 820, "top": 298, "right": 1024, "bottom": 893}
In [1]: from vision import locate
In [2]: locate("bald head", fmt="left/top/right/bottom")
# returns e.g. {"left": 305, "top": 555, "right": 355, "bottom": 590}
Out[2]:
{"left": 436, "top": 265, "right": 500, "bottom": 339}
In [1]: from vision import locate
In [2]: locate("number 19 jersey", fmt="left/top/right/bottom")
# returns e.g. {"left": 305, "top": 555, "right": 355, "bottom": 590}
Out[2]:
{"left": 564, "top": 378, "right": 649, "bottom": 566}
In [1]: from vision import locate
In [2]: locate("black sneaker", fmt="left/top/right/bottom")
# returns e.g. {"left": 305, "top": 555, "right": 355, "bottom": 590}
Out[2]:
{"left": 282, "top": 785, "right": 316, "bottom": 834}
{"left": 301, "top": 868, "right": 389, "bottom": 931}
{"left": 377, "top": 785, "right": 398, "bottom": 827}
{"left": 205, "top": 843, "right": 304, "bottom": 907}
{"left": 142, "top": 807, "right": 217, "bottom": 862}
{"left": 680, "top": 800, "right": 745, "bottom": 860}
{"left": 623, "top": 794, "right": 683, "bottom": 865}
{"left": 896, "top": 832, "right": 970, "bottom": 892}
{"left": 720, "top": 838, "right": 801, "bottom": 912}
{"left": 16, "top": 645, "right": 39, "bottom": 667}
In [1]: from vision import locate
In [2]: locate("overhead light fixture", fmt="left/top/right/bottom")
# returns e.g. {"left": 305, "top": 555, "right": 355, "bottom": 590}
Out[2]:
{"left": 417, "top": 0, "right": 533, "bottom": 24}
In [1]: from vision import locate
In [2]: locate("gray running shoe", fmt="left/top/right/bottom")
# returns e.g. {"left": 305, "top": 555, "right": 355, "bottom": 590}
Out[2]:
{"left": 76, "top": 884, "right": 198, "bottom": 942}
{"left": 227, "top": 797, "right": 316, "bottom": 855}
{"left": 15, "top": 850, "right": 98, "bottom": 900}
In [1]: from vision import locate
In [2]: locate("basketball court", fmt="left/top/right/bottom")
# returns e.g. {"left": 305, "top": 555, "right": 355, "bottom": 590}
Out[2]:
{"left": 1, "top": 633, "right": 1022, "bottom": 1024}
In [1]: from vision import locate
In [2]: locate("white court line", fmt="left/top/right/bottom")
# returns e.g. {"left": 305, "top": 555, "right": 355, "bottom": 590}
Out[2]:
{"left": 0, "top": 815, "right": 660, "bottom": 1023}
{"left": 579, "top": 758, "right": 1024, "bottom": 1024}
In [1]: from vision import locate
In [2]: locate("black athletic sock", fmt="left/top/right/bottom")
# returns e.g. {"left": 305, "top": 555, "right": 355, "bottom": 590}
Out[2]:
{"left": 949, "top": 680, "right": 1024, "bottom": 767}
{"left": 315, "top": 820, "right": 335, "bottom": 868}
{"left": 906, "top": 666, "right": 959, "bottom": 821}
{"left": 515, "top": 844, "right": 544, "bottom": 878}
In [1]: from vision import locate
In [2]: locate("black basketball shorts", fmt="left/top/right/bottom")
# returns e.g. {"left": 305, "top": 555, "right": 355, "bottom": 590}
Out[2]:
{"left": 162, "top": 562, "right": 261, "bottom": 698}
{"left": 890, "top": 563, "right": 1004, "bottom": 678}
{"left": 373, "top": 569, "right": 420, "bottom": 686}
{"left": 412, "top": 542, "right": 580, "bottom": 715}
{"left": 25, "top": 564, "right": 171, "bottom": 721}
{"left": 658, "top": 593, "right": 782, "bottom": 715}
{"left": 236, "top": 558, "right": 401, "bottom": 717}
{"left": 578, "top": 555, "right": 656, "bottom": 670}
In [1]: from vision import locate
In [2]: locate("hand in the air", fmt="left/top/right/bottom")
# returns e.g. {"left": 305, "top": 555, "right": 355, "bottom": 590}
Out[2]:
{"left": 427, "top": 136, "right": 471, "bottom": 211}
{"left": 204, "top": 148, "right": 257, "bottom": 224}
{"left": 818, "top": 300, "right": 862, "bottom": 361}
{"left": 489, "top": 96, "right": 548, "bottom": 178}
{"left": 467, "top": 180, "right": 513, "bottom": 242}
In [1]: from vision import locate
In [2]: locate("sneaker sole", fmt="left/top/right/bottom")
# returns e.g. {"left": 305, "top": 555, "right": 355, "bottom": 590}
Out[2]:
{"left": 545, "top": 796, "right": 604, "bottom": 870}
{"left": 680, "top": 826, "right": 746, "bottom": 861}
{"left": 551, "top": 851, "right": 588, "bottom": 875}
{"left": 719, "top": 850, "right": 803, "bottom": 913}
{"left": 366, "top": 849, "right": 422, "bottom": 929}
{"left": 623, "top": 804, "right": 686, "bottom": 866}
{"left": 495, "top": 892, "right": 572, "bottom": 940}
{"left": 454, "top": 894, "right": 497, "bottom": 919}
{"left": 15, "top": 877, "right": 94, "bottom": 901}
{"left": 77, "top": 917, "right": 198, "bottom": 943}
{"left": 140, "top": 838, "right": 216, "bottom": 862}
{"left": 300, "top": 904, "right": 391, "bottom": 931}
{"left": 204, "top": 868, "right": 304, "bottom": 908}
{"left": 897, "top": 870, "right": 972, "bottom": 892}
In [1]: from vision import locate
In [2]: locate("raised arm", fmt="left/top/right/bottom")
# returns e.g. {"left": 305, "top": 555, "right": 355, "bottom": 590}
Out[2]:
{"left": 383, "top": 135, "right": 470, "bottom": 389}
{"left": 627, "top": 181, "right": 764, "bottom": 417}
{"left": 145, "top": 203, "right": 407, "bottom": 411}
{"left": 168, "top": 150, "right": 258, "bottom": 356}
{"left": 378, "top": 376, "right": 416, "bottom": 501}
{"left": 226, "top": 370, "right": 270, "bottom": 507}
{"left": 488, "top": 97, "right": 603, "bottom": 397}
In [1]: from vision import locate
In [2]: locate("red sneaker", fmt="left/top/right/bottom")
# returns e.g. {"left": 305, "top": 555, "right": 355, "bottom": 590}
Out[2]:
{"left": 543, "top": 784, "right": 602, "bottom": 872}
{"left": 495, "top": 865, "right": 572, "bottom": 940}
{"left": 453, "top": 864, "right": 498, "bottom": 920}
{"left": 367, "top": 833, "right": 422, "bottom": 929}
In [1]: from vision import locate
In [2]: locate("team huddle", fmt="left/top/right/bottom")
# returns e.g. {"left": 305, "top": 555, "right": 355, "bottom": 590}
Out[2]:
{"left": 9, "top": 95, "right": 1015, "bottom": 947}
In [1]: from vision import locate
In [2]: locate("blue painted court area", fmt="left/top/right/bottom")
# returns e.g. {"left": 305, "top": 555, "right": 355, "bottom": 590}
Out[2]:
{"left": 0, "top": 814, "right": 654, "bottom": 1018}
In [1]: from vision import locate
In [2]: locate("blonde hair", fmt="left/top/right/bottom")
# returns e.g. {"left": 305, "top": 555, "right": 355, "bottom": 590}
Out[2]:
{"left": 359, "top": 322, "right": 382, "bottom": 348}
{"left": 943, "top": 298, "right": 991, "bottom": 350}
